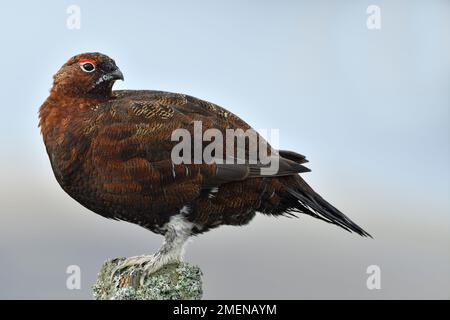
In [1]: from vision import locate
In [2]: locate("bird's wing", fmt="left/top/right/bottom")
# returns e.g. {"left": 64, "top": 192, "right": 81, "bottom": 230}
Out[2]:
{"left": 89, "top": 91, "right": 309, "bottom": 204}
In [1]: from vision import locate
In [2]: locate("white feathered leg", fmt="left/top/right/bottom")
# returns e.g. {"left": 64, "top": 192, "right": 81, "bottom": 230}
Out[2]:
{"left": 111, "top": 213, "right": 194, "bottom": 286}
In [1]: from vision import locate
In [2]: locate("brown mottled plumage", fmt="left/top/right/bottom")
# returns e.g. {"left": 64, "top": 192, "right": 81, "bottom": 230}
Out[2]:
{"left": 39, "top": 53, "right": 370, "bottom": 281}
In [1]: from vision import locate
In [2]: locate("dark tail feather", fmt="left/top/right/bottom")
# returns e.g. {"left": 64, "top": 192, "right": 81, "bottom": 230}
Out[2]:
{"left": 282, "top": 177, "right": 372, "bottom": 238}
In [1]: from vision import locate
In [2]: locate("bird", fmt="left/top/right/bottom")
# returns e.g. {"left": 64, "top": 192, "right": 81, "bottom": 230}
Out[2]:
{"left": 39, "top": 52, "right": 371, "bottom": 284}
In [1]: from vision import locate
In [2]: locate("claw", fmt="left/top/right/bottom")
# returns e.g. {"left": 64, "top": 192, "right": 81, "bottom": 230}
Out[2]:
{"left": 139, "top": 258, "right": 160, "bottom": 286}
{"left": 139, "top": 274, "right": 146, "bottom": 287}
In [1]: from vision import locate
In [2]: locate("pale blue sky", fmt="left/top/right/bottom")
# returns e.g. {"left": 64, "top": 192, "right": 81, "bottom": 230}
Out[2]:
{"left": 0, "top": 0, "right": 448, "bottom": 298}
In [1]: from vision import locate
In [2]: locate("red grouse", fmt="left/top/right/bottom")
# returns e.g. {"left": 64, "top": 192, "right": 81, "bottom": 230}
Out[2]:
{"left": 39, "top": 53, "right": 370, "bottom": 283}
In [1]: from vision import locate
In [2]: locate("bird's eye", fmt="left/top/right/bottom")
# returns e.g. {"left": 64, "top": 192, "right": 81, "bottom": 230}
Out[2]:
{"left": 80, "top": 62, "right": 95, "bottom": 73}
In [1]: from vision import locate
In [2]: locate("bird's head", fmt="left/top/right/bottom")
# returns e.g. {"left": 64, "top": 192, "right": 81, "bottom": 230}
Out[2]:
{"left": 51, "top": 52, "right": 124, "bottom": 98}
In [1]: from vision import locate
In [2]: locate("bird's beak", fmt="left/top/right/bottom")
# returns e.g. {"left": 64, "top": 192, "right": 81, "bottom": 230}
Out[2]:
{"left": 110, "top": 68, "right": 124, "bottom": 81}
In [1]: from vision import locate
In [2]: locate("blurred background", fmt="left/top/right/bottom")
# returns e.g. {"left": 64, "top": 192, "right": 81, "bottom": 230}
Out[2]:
{"left": 0, "top": 0, "right": 448, "bottom": 299}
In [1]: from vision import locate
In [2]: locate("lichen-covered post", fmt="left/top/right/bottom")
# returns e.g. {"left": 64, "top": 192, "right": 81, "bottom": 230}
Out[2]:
{"left": 93, "top": 258, "right": 203, "bottom": 300}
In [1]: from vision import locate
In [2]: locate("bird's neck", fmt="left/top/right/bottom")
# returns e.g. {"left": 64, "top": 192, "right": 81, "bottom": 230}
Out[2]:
{"left": 50, "top": 77, "right": 115, "bottom": 100}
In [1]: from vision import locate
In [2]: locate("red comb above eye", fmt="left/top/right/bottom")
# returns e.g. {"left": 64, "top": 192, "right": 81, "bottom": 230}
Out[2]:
{"left": 79, "top": 58, "right": 96, "bottom": 65}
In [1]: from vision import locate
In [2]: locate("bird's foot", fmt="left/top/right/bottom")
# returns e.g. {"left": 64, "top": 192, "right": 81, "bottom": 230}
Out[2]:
{"left": 110, "top": 255, "right": 156, "bottom": 280}
{"left": 110, "top": 253, "right": 178, "bottom": 286}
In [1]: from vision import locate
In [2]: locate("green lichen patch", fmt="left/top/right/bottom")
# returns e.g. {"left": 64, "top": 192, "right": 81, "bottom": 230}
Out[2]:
{"left": 92, "top": 258, "right": 203, "bottom": 300}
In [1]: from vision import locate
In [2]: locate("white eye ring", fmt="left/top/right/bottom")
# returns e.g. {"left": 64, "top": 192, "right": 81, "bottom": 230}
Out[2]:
{"left": 80, "top": 62, "right": 96, "bottom": 73}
